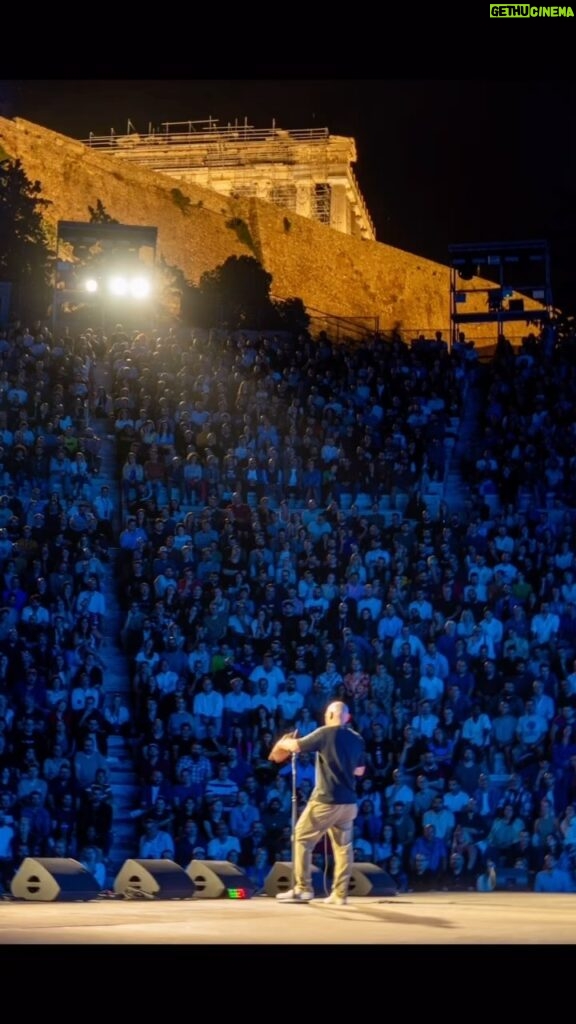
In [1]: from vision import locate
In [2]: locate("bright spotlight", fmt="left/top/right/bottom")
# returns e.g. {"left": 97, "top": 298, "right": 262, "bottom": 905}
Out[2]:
{"left": 84, "top": 278, "right": 99, "bottom": 293}
{"left": 108, "top": 275, "right": 129, "bottom": 297}
{"left": 129, "top": 276, "right": 150, "bottom": 299}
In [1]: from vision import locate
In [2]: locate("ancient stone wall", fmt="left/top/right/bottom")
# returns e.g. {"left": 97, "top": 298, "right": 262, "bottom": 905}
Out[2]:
{"left": 0, "top": 117, "right": 546, "bottom": 346}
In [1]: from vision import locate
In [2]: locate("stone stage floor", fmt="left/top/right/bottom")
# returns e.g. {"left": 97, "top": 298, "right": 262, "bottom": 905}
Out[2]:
{"left": 1, "top": 891, "right": 575, "bottom": 946}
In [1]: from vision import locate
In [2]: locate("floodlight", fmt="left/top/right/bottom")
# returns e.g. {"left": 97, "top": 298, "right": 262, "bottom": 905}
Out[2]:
{"left": 129, "top": 276, "right": 150, "bottom": 299}
{"left": 108, "top": 275, "right": 129, "bottom": 297}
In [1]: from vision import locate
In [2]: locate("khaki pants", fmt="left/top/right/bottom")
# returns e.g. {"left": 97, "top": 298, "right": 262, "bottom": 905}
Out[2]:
{"left": 293, "top": 799, "right": 358, "bottom": 897}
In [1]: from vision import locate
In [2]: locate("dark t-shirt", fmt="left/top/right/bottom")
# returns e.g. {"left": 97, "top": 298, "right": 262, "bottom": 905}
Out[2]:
{"left": 298, "top": 725, "right": 366, "bottom": 804}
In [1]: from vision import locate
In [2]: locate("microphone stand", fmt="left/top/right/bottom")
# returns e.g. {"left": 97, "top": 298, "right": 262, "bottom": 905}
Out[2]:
{"left": 282, "top": 731, "right": 309, "bottom": 904}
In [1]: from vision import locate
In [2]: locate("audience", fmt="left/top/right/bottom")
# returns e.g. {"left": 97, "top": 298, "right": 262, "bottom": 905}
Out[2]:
{"left": 1, "top": 313, "right": 576, "bottom": 897}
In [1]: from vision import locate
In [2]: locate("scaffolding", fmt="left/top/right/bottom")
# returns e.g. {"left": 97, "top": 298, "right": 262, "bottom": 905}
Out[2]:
{"left": 448, "top": 239, "right": 554, "bottom": 347}
{"left": 80, "top": 120, "right": 375, "bottom": 241}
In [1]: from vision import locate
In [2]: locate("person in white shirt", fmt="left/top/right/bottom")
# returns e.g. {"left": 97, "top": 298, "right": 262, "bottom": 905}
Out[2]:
{"left": 385, "top": 769, "right": 414, "bottom": 809}
{"left": 515, "top": 697, "right": 548, "bottom": 755}
{"left": 276, "top": 677, "right": 305, "bottom": 727}
{"left": 75, "top": 575, "right": 106, "bottom": 618}
{"left": 530, "top": 602, "right": 560, "bottom": 647}
{"left": 223, "top": 676, "right": 252, "bottom": 732}
{"left": 479, "top": 608, "right": 504, "bottom": 655}
{"left": 391, "top": 625, "right": 425, "bottom": 660}
{"left": 78, "top": 845, "right": 107, "bottom": 889}
{"left": 364, "top": 540, "right": 391, "bottom": 572}
{"left": 461, "top": 705, "right": 492, "bottom": 757}
{"left": 472, "top": 556, "right": 494, "bottom": 598}
{"left": 192, "top": 677, "right": 224, "bottom": 739}
{"left": 443, "top": 778, "right": 471, "bottom": 814}
{"left": 356, "top": 582, "right": 383, "bottom": 621}
{"left": 187, "top": 641, "right": 211, "bottom": 678}
{"left": 303, "top": 585, "right": 330, "bottom": 621}
{"left": 493, "top": 525, "right": 515, "bottom": 556}
{"left": 531, "top": 679, "right": 555, "bottom": 725}
{"left": 418, "top": 665, "right": 445, "bottom": 707}
{"left": 249, "top": 652, "right": 285, "bottom": 697}
{"left": 378, "top": 605, "right": 406, "bottom": 644}
{"left": 154, "top": 659, "right": 180, "bottom": 699}
{"left": 420, "top": 641, "right": 450, "bottom": 681}
{"left": 408, "top": 589, "right": 433, "bottom": 622}
{"left": 422, "top": 795, "right": 455, "bottom": 842}
{"left": 411, "top": 700, "right": 440, "bottom": 739}
{"left": 138, "top": 818, "right": 175, "bottom": 860}
{"left": 466, "top": 627, "right": 496, "bottom": 662}
{"left": 70, "top": 672, "right": 101, "bottom": 712}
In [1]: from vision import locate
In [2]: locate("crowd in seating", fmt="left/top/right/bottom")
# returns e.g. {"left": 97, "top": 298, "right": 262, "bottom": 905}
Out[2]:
{"left": 1, "top": 313, "right": 576, "bottom": 896}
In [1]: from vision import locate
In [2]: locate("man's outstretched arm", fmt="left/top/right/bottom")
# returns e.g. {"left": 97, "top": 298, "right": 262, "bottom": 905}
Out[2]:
{"left": 269, "top": 733, "right": 300, "bottom": 763}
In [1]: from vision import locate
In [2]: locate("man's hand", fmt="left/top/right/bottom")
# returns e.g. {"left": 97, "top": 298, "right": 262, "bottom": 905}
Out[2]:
{"left": 268, "top": 731, "right": 299, "bottom": 764}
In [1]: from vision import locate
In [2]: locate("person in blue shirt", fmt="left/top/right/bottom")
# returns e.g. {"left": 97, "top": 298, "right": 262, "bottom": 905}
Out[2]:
{"left": 534, "top": 853, "right": 576, "bottom": 892}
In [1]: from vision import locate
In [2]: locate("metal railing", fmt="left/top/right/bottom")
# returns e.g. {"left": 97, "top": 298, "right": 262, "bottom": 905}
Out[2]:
{"left": 80, "top": 125, "right": 331, "bottom": 150}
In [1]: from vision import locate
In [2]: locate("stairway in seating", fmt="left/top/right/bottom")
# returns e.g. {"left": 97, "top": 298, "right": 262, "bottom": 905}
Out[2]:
{"left": 441, "top": 365, "right": 491, "bottom": 518}
{"left": 88, "top": 360, "right": 139, "bottom": 885}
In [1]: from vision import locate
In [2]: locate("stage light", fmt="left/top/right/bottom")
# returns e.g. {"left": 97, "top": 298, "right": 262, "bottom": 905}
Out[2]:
{"left": 108, "top": 274, "right": 128, "bottom": 297}
{"left": 84, "top": 278, "right": 99, "bottom": 293}
{"left": 129, "top": 276, "right": 151, "bottom": 299}
{"left": 106, "top": 271, "right": 151, "bottom": 299}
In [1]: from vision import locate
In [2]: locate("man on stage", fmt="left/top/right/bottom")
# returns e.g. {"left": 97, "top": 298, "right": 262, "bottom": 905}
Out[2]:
{"left": 269, "top": 700, "right": 366, "bottom": 905}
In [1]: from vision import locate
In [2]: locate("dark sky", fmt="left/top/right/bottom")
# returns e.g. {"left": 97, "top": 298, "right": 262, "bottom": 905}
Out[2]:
{"left": 2, "top": 77, "right": 576, "bottom": 311}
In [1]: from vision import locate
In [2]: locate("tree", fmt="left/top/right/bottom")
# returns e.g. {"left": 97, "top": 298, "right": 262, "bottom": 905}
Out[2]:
{"left": 0, "top": 157, "right": 53, "bottom": 319}
{"left": 196, "top": 255, "right": 275, "bottom": 329}
{"left": 88, "top": 199, "right": 118, "bottom": 224}
{"left": 157, "top": 253, "right": 310, "bottom": 336}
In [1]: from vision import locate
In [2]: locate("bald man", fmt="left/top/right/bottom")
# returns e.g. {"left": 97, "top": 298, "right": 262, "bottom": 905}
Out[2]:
{"left": 269, "top": 700, "right": 366, "bottom": 905}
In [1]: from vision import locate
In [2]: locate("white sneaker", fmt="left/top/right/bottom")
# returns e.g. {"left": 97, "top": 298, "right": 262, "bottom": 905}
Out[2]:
{"left": 323, "top": 892, "right": 347, "bottom": 906}
{"left": 276, "top": 888, "right": 314, "bottom": 902}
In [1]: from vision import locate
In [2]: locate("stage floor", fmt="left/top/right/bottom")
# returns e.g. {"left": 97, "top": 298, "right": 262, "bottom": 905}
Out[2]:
{"left": 1, "top": 891, "right": 576, "bottom": 945}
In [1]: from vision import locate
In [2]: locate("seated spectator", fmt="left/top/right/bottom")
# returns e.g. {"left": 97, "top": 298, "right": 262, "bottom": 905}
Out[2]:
{"left": 206, "top": 820, "right": 241, "bottom": 862}
{"left": 460, "top": 703, "right": 492, "bottom": 762}
{"left": 73, "top": 735, "right": 107, "bottom": 792}
{"left": 534, "top": 853, "right": 576, "bottom": 892}
{"left": 486, "top": 803, "right": 526, "bottom": 866}
{"left": 78, "top": 844, "right": 107, "bottom": 889}
{"left": 204, "top": 763, "right": 240, "bottom": 814}
{"left": 409, "top": 824, "right": 447, "bottom": 886}
{"left": 384, "top": 769, "right": 415, "bottom": 813}
{"left": 442, "top": 850, "right": 477, "bottom": 891}
{"left": 513, "top": 698, "right": 549, "bottom": 773}
{"left": 384, "top": 852, "right": 409, "bottom": 893}
{"left": 193, "top": 676, "right": 224, "bottom": 740}
{"left": 422, "top": 794, "right": 455, "bottom": 843}
{"left": 138, "top": 817, "right": 175, "bottom": 860}
{"left": 532, "top": 797, "right": 561, "bottom": 849}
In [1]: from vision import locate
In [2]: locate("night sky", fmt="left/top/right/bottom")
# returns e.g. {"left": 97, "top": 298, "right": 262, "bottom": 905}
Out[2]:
{"left": 2, "top": 77, "right": 575, "bottom": 313}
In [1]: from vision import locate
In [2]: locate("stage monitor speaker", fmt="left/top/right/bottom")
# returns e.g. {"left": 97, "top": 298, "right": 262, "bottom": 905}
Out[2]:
{"left": 494, "top": 866, "right": 530, "bottom": 891}
{"left": 11, "top": 857, "right": 100, "bottom": 902}
{"left": 264, "top": 861, "right": 324, "bottom": 898}
{"left": 113, "top": 859, "right": 196, "bottom": 899}
{"left": 348, "top": 863, "right": 397, "bottom": 897}
{"left": 186, "top": 860, "right": 253, "bottom": 899}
